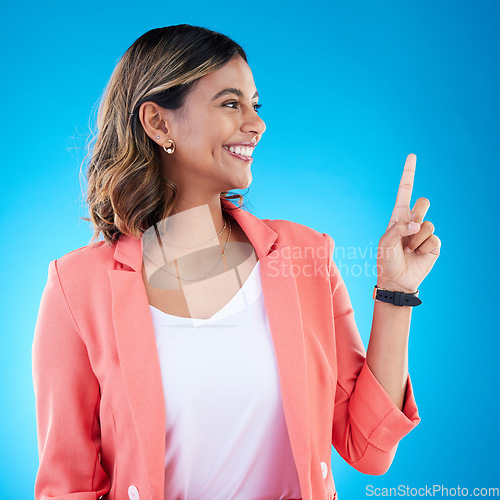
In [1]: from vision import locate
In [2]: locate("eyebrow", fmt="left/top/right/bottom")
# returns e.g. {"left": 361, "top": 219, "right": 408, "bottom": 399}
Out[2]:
{"left": 211, "top": 87, "right": 259, "bottom": 100}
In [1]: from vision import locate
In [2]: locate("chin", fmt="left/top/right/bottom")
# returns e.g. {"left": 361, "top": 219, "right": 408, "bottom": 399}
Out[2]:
{"left": 233, "top": 176, "right": 252, "bottom": 190}
{"left": 222, "top": 171, "right": 252, "bottom": 191}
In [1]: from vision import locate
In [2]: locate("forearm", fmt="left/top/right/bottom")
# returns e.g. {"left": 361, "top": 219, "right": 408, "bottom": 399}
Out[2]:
{"left": 366, "top": 299, "right": 412, "bottom": 411}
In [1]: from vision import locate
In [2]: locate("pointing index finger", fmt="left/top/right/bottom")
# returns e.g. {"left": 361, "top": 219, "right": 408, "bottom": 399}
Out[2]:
{"left": 393, "top": 153, "right": 417, "bottom": 215}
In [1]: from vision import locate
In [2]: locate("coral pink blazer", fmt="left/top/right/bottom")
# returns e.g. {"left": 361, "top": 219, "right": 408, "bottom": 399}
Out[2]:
{"left": 33, "top": 197, "right": 420, "bottom": 500}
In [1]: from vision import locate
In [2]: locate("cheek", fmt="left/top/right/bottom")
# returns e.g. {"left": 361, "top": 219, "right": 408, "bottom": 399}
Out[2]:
{"left": 177, "top": 130, "right": 223, "bottom": 164}
{"left": 176, "top": 112, "right": 235, "bottom": 156}
{"left": 203, "top": 129, "right": 231, "bottom": 157}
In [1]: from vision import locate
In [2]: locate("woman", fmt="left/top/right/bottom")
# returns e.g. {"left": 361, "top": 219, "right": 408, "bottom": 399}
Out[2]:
{"left": 32, "top": 25, "right": 441, "bottom": 500}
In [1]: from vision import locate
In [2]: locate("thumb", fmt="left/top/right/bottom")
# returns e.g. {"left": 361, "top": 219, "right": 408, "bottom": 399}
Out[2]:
{"left": 381, "top": 220, "right": 421, "bottom": 249}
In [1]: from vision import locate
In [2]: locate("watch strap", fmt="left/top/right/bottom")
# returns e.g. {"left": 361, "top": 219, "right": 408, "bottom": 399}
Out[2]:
{"left": 373, "top": 285, "right": 422, "bottom": 307}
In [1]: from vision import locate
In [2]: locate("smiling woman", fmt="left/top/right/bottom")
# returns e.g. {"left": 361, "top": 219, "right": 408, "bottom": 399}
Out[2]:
{"left": 82, "top": 25, "right": 262, "bottom": 247}
{"left": 33, "top": 24, "right": 435, "bottom": 500}
{"left": 138, "top": 55, "right": 265, "bottom": 206}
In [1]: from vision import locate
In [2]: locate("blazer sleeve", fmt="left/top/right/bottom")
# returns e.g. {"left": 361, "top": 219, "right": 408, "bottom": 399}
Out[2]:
{"left": 324, "top": 233, "right": 421, "bottom": 475}
{"left": 32, "top": 259, "right": 111, "bottom": 499}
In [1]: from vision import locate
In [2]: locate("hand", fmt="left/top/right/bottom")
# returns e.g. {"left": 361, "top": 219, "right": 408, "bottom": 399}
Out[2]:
{"left": 376, "top": 154, "right": 441, "bottom": 293}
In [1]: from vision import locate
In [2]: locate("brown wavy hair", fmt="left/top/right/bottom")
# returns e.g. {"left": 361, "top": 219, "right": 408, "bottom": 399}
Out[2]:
{"left": 80, "top": 25, "right": 248, "bottom": 247}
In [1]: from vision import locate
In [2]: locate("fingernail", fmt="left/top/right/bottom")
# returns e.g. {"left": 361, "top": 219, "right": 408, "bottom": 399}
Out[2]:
{"left": 408, "top": 221, "right": 420, "bottom": 231}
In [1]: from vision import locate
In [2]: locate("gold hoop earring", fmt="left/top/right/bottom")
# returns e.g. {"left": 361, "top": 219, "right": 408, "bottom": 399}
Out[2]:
{"left": 162, "top": 139, "right": 175, "bottom": 155}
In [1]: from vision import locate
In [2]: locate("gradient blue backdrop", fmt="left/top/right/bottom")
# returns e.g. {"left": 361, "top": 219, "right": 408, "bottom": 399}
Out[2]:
{"left": 1, "top": 1, "right": 498, "bottom": 498}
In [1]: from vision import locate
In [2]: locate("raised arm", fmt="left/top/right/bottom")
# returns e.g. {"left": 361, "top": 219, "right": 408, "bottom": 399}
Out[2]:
{"left": 325, "top": 234, "right": 420, "bottom": 475}
{"left": 327, "top": 153, "right": 440, "bottom": 475}
{"left": 367, "top": 153, "right": 441, "bottom": 407}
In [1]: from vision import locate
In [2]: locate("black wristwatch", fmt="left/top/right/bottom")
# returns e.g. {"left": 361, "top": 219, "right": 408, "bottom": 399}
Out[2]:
{"left": 373, "top": 285, "right": 422, "bottom": 307}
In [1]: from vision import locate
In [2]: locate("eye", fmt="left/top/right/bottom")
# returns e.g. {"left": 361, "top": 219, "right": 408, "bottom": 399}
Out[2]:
{"left": 221, "top": 101, "right": 262, "bottom": 113}
{"left": 222, "top": 100, "right": 239, "bottom": 109}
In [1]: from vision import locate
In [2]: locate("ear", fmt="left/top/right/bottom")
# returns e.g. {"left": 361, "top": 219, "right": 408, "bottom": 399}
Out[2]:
{"left": 138, "top": 101, "right": 175, "bottom": 143}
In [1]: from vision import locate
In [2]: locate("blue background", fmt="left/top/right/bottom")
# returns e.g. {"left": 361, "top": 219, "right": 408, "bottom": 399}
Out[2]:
{"left": 1, "top": 0, "right": 498, "bottom": 498}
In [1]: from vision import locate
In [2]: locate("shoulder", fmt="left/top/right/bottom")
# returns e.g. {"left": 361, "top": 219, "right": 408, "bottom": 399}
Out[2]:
{"left": 259, "top": 217, "right": 335, "bottom": 261}
{"left": 49, "top": 238, "right": 117, "bottom": 284}
{"left": 226, "top": 198, "right": 336, "bottom": 255}
{"left": 56, "top": 238, "right": 114, "bottom": 265}
{"left": 262, "top": 216, "right": 334, "bottom": 246}
{"left": 38, "top": 239, "right": 118, "bottom": 329}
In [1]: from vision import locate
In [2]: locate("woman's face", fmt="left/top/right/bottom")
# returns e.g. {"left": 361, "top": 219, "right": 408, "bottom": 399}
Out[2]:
{"left": 159, "top": 55, "right": 266, "bottom": 196}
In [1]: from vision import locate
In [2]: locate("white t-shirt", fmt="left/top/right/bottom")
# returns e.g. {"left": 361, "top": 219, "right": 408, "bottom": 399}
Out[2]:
{"left": 149, "top": 260, "right": 302, "bottom": 500}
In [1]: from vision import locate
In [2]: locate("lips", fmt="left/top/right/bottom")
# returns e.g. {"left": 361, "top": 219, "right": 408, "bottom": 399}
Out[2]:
{"left": 222, "top": 147, "right": 254, "bottom": 162}
{"left": 222, "top": 142, "right": 256, "bottom": 162}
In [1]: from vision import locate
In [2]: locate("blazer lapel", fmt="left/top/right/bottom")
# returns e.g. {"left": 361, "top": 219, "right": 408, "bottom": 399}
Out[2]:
{"left": 109, "top": 197, "right": 311, "bottom": 497}
{"left": 108, "top": 246, "right": 166, "bottom": 496}
{"left": 222, "top": 198, "right": 313, "bottom": 492}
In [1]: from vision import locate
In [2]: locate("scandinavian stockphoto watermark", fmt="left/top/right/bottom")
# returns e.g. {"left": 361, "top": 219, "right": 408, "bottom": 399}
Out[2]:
{"left": 141, "top": 205, "right": 386, "bottom": 322}
{"left": 365, "top": 484, "right": 499, "bottom": 497}
{"left": 333, "top": 241, "right": 381, "bottom": 279}
{"left": 266, "top": 241, "right": 383, "bottom": 279}
{"left": 142, "top": 205, "right": 262, "bottom": 325}
{"left": 143, "top": 209, "right": 384, "bottom": 287}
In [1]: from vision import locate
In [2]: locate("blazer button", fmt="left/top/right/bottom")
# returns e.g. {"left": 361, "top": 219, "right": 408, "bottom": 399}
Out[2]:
{"left": 128, "top": 485, "right": 140, "bottom": 500}
{"left": 320, "top": 461, "right": 328, "bottom": 479}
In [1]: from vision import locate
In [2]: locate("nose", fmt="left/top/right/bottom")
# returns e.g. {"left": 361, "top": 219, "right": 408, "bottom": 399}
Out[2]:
{"left": 242, "top": 107, "right": 266, "bottom": 138}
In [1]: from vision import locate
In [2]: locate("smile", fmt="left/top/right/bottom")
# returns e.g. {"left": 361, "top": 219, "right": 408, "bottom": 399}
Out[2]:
{"left": 223, "top": 144, "right": 255, "bottom": 162}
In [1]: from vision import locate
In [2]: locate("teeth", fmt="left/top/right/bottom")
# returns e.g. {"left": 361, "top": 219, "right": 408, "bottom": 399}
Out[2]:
{"left": 224, "top": 145, "right": 254, "bottom": 157}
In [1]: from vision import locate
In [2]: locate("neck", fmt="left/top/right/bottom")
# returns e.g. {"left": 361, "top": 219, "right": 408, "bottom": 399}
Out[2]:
{"left": 157, "top": 196, "right": 228, "bottom": 247}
